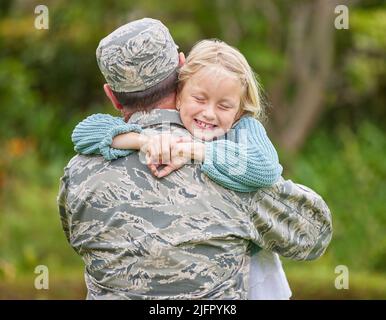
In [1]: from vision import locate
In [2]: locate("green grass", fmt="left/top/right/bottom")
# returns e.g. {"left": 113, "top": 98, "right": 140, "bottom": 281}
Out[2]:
{"left": 285, "top": 263, "right": 386, "bottom": 299}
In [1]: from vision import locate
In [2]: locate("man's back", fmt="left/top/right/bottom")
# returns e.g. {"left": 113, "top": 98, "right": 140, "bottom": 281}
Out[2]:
{"left": 58, "top": 109, "right": 332, "bottom": 299}
{"left": 60, "top": 150, "right": 257, "bottom": 299}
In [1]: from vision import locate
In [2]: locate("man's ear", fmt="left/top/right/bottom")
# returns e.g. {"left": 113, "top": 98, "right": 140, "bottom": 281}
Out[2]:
{"left": 103, "top": 84, "right": 123, "bottom": 111}
{"left": 178, "top": 52, "right": 185, "bottom": 67}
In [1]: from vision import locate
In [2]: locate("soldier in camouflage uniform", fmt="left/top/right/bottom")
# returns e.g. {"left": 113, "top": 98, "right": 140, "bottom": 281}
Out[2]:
{"left": 57, "top": 18, "right": 332, "bottom": 299}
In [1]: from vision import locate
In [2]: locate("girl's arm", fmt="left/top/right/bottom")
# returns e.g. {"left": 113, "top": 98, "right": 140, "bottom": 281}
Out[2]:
{"left": 111, "top": 132, "right": 148, "bottom": 150}
{"left": 154, "top": 140, "right": 258, "bottom": 192}
{"left": 71, "top": 113, "right": 143, "bottom": 160}
{"left": 201, "top": 117, "right": 283, "bottom": 192}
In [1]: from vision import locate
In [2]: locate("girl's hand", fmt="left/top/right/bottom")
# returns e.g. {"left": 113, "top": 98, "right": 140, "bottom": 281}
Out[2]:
{"left": 154, "top": 138, "right": 206, "bottom": 178}
{"left": 144, "top": 133, "right": 179, "bottom": 166}
{"left": 144, "top": 134, "right": 205, "bottom": 178}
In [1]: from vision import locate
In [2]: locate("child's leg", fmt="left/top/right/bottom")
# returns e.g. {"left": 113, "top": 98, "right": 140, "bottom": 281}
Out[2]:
{"left": 248, "top": 249, "right": 292, "bottom": 300}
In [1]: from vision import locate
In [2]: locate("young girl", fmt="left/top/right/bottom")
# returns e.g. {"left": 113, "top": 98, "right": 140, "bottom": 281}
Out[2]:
{"left": 72, "top": 39, "right": 291, "bottom": 299}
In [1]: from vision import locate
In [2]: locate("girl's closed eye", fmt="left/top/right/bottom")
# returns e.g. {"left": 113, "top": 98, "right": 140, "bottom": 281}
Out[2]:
{"left": 192, "top": 95, "right": 205, "bottom": 103}
{"left": 219, "top": 103, "right": 234, "bottom": 110}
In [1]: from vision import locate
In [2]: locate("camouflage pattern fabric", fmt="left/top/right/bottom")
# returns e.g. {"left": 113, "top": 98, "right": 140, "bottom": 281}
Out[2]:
{"left": 96, "top": 18, "right": 179, "bottom": 93}
{"left": 57, "top": 109, "right": 332, "bottom": 300}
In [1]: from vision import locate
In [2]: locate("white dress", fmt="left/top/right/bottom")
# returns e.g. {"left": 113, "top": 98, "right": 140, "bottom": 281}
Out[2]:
{"left": 247, "top": 249, "right": 292, "bottom": 300}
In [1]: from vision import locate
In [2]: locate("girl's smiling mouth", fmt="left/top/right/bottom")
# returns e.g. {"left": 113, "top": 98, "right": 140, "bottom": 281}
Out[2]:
{"left": 194, "top": 119, "right": 217, "bottom": 130}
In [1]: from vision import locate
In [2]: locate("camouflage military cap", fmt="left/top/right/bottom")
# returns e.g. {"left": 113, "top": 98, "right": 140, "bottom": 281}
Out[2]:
{"left": 96, "top": 18, "right": 179, "bottom": 93}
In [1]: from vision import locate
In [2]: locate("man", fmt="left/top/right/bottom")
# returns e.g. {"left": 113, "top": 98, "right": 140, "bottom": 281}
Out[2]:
{"left": 57, "top": 18, "right": 332, "bottom": 299}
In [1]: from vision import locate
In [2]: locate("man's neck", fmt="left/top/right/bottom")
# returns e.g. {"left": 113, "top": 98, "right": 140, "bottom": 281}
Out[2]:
{"left": 123, "top": 92, "right": 177, "bottom": 121}
{"left": 156, "top": 92, "right": 177, "bottom": 110}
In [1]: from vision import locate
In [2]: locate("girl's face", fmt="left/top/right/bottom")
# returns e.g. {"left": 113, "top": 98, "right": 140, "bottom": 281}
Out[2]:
{"left": 177, "top": 66, "right": 243, "bottom": 141}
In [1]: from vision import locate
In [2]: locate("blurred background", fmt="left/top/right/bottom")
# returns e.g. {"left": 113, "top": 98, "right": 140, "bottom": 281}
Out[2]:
{"left": 0, "top": 0, "right": 385, "bottom": 299}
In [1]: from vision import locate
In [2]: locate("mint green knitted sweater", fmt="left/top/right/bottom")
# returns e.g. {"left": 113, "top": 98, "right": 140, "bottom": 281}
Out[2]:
{"left": 71, "top": 113, "right": 282, "bottom": 192}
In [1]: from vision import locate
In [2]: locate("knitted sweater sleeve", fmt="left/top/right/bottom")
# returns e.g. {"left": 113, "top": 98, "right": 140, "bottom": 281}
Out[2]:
{"left": 201, "top": 117, "right": 282, "bottom": 192}
{"left": 71, "top": 113, "right": 142, "bottom": 160}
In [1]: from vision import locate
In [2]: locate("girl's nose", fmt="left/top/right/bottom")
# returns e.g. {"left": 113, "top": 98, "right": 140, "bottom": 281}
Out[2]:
{"left": 202, "top": 105, "right": 216, "bottom": 120}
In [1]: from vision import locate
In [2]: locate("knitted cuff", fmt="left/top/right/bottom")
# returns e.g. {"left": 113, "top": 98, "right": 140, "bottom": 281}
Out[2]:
{"left": 201, "top": 142, "right": 216, "bottom": 173}
{"left": 99, "top": 124, "right": 142, "bottom": 160}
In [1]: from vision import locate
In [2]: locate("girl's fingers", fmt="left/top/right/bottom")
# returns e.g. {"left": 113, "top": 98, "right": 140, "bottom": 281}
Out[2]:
{"left": 156, "top": 165, "right": 176, "bottom": 178}
{"left": 149, "top": 139, "right": 161, "bottom": 164}
{"left": 147, "top": 135, "right": 191, "bottom": 165}
{"left": 176, "top": 135, "right": 193, "bottom": 143}
{"left": 148, "top": 162, "right": 161, "bottom": 176}
{"left": 160, "top": 135, "right": 171, "bottom": 164}
{"left": 145, "top": 150, "right": 152, "bottom": 165}
{"left": 146, "top": 145, "right": 158, "bottom": 165}
{"left": 148, "top": 164, "right": 159, "bottom": 177}
{"left": 172, "top": 143, "right": 193, "bottom": 160}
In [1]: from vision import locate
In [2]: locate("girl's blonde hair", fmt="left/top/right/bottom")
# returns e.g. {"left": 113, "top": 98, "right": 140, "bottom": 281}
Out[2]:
{"left": 178, "top": 39, "right": 265, "bottom": 120}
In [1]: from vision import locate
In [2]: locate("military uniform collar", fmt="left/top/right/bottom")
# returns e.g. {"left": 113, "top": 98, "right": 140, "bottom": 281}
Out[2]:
{"left": 128, "top": 109, "right": 184, "bottom": 129}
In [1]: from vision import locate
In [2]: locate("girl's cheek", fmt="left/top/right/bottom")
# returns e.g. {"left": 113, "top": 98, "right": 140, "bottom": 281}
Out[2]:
{"left": 188, "top": 102, "right": 203, "bottom": 114}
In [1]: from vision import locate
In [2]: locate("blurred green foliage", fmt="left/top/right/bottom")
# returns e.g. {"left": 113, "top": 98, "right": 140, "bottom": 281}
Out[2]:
{"left": 0, "top": 0, "right": 385, "bottom": 298}
{"left": 288, "top": 122, "right": 386, "bottom": 272}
